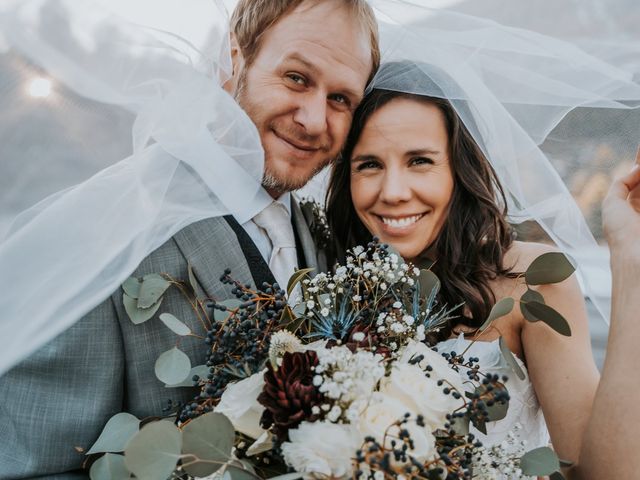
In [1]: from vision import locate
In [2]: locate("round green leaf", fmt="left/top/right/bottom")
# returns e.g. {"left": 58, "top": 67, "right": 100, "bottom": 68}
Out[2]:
{"left": 181, "top": 412, "right": 235, "bottom": 478}
{"left": 159, "top": 313, "right": 191, "bottom": 336}
{"left": 525, "top": 252, "right": 575, "bottom": 286}
{"left": 89, "top": 453, "right": 132, "bottom": 480}
{"left": 521, "top": 301, "right": 572, "bottom": 336}
{"left": 154, "top": 347, "right": 191, "bottom": 385}
{"left": 520, "top": 446, "right": 561, "bottom": 476}
{"left": 87, "top": 413, "right": 140, "bottom": 455}
{"left": 165, "top": 364, "right": 210, "bottom": 388}
{"left": 449, "top": 413, "right": 470, "bottom": 436}
{"left": 418, "top": 269, "right": 440, "bottom": 299}
{"left": 123, "top": 294, "right": 162, "bottom": 325}
{"left": 521, "top": 288, "right": 545, "bottom": 305}
{"left": 137, "top": 274, "right": 171, "bottom": 309}
{"left": 122, "top": 277, "right": 142, "bottom": 299}
{"left": 480, "top": 297, "right": 514, "bottom": 331}
{"left": 124, "top": 421, "right": 182, "bottom": 480}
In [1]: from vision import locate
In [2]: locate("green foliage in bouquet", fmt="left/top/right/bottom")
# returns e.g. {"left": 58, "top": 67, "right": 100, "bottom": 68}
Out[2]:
{"left": 85, "top": 241, "right": 576, "bottom": 479}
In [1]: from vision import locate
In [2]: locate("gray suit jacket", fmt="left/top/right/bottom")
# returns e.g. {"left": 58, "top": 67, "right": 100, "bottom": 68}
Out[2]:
{"left": 0, "top": 203, "right": 320, "bottom": 479}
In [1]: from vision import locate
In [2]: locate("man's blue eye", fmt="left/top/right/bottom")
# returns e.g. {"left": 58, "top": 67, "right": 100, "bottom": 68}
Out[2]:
{"left": 287, "top": 73, "right": 306, "bottom": 85}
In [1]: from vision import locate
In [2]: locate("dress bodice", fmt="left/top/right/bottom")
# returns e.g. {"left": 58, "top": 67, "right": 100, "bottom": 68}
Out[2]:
{"left": 436, "top": 335, "right": 549, "bottom": 475}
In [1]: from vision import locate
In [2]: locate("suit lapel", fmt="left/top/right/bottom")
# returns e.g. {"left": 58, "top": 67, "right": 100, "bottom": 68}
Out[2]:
{"left": 173, "top": 216, "right": 255, "bottom": 301}
{"left": 291, "top": 196, "right": 320, "bottom": 274}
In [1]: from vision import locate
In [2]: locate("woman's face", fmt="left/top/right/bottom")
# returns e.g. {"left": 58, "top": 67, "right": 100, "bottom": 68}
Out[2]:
{"left": 350, "top": 97, "right": 455, "bottom": 261}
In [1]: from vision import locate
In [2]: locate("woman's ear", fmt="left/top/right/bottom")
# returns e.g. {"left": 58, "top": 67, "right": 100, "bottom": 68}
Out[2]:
{"left": 223, "top": 33, "right": 246, "bottom": 95}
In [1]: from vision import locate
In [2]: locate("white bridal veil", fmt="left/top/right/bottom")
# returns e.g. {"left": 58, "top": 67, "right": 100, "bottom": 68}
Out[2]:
{"left": 0, "top": 0, "right": 639, "bottom": 375}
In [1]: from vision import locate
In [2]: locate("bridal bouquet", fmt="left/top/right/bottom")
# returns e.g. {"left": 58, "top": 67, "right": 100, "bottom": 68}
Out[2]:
{"left": 87, "top": 239, "right": 573, "bottom": 479}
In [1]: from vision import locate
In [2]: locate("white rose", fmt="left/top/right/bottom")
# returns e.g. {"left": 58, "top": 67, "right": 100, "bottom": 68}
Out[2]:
{"left": 281, "top": 421, "right": 361, "bottom": 478}
{"left": 394, "top": 341, "right": 467, "bottom": 429}
{"left": 214, "top": 371, "right": 265, "bottom": 439}
{"left": 358, "top": 393, "right": 436, "bottom": 462}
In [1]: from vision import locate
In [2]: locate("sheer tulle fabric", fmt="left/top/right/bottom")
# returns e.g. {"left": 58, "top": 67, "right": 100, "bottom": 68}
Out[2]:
{"left": 0, "top": 0, "right": 271, "bottom": 374}
{"left": 1, "top": 0, "right": 639, "bottom": 375}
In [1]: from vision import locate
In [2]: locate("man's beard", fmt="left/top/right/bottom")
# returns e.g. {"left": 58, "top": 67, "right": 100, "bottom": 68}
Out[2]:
{"left": 260, "top": 158, "right": 329, "bottom": 193}
{"left": 234, "top": 67, "right": 333, "bottom": 195}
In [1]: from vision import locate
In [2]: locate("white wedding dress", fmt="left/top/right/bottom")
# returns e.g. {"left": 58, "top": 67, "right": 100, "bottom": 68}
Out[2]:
{"left": 437, "top": 335, "right": 549, "bottom": 478}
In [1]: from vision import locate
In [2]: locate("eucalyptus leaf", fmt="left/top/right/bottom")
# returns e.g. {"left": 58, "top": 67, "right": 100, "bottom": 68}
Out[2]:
{"left": 498, "top": 336, "right": 526, "bottom": 381}
{"left": 181, "top": 412, "right": 235, "bottom": 478}
{"left": 137, "top": 274, "right": 171, "bottom": 309}
{"left": 525, "top": 252, "right": 575, "bottom": 286}
{"left": 159, "top": 313, "right": 191, "bottom": 336}
{"left": 519, "top": 446, "right": 561, "bottom": 476}
{"left": 165, "top": 364, "right": 210, "bottom": 388}
{"left": 418, "top": 269, "right": 440, "bottom": 300}
{"left": 287, "top": 267, "right": 315, "bottom": 297}
{"left": 292, "top": 302, "right": 306, "bottom": 318}
{"left": 521, "top": 288, "right": 545, "bottom": 305}
{"left": 89, "top": 453, "right": 132, "bottom": 480}
{"left": 559, "top": 459, "right": 574, "bottom": 468}
{"left": 449, "top": 413, "right": 470, "bottom": 436}
{"left": 521, "top": 301, "right": 572, "bottom": 336}
{"left": 284, "top": 316, "right": 306, "bottom": 334}
{"left": 124, "top": 421, "right": 182, "bottom": 480}
{"left": 279, "top": 305, "right": 296, "bottom": 325}
{"left": 154, "top": 347, "right": 191, "bottom": 385}
{"left": 214, "top": 299, "right": 243, "bottom": 322}
{"left": 480, "top": 297, "right": 514, "bottom": 331}
{"left": 318, "top": 293, "right": 333, "bottom": 313}
{"left": 87, "top": 413, "right": 140, "bottom": 455}
{"left": 485, "top": 397, "right": 509, "bottom": 422}
{"left": 470, "top": 415, "right": 487, "bottom": 435}
{"left": 122, "top": 277, "right": 142, "bottom": 299}
{"left": 122, "top": 294, "right": 162, "bottom": 325}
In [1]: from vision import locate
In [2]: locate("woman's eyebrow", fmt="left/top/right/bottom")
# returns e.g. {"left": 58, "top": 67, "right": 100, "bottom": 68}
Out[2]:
{"left": 351, "top": 154, "right": 380, "bottom": 163}
{"left": 406, "top": 148, "right": 440, "bottom": 156}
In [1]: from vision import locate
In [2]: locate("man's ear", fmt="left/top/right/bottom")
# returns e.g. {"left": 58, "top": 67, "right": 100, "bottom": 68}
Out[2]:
{"left": 223, "top": 33, "right": 246, "bottom": 95}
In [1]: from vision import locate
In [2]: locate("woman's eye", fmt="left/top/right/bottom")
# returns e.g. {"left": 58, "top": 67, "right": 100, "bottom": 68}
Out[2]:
{"left": 411, "top": 156, "right": 433, "bottom": 166}
{"left": 286, "top": 73, "right": 306, "bottom": 86}
{"left": 355, "top": 160, "right": 380, "bottom": 171}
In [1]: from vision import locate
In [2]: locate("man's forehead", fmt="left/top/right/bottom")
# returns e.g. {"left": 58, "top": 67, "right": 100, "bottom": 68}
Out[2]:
{"left": 274, "top": 0, "right": 373, "bottom": 61}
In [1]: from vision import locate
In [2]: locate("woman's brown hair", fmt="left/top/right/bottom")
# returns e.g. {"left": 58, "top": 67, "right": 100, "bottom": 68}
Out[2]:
{"left": 326, "top": 62, "right": 515, "bottom": 337}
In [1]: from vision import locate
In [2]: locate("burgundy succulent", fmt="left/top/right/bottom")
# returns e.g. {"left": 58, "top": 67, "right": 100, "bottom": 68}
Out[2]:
{"left": 258, "top": 350, "right": 323, "bottom": 441}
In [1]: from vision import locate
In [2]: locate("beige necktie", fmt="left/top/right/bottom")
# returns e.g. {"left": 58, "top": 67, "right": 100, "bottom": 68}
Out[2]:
{"left": 253, "top": 202, "right": 298, "bottom": 297}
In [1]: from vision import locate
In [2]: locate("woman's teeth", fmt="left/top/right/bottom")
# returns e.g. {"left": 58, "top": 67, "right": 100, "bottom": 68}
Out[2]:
{"left": 381, "top": 214, "right": 424, "bottom": 228}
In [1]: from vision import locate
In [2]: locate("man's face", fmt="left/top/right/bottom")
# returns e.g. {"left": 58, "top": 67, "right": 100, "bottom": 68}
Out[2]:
{"left": 233, "top": 0, "right": 373, "bottom": 198}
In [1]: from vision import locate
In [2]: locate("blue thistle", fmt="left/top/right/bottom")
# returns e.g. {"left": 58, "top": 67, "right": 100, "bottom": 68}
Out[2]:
{"left": 306, "top": 290, "right": 357, "bottom": 341}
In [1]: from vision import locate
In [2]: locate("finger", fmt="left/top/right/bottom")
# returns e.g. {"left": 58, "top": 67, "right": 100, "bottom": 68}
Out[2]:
{"left": 622, "top": 162, "right": 640, "bottom": 192}
{"left": 606, "top": 166, "right": 636, "bottom": 201}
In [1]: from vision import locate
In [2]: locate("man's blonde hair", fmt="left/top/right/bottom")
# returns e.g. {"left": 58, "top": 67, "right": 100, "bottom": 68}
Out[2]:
{"left": 230, "top": 0, "right": 380, "bottom": 81}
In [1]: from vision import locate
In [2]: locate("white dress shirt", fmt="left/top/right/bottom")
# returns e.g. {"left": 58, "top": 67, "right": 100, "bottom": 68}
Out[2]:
{"left": 241, "top": 192, "right": 293, "bottom": 264}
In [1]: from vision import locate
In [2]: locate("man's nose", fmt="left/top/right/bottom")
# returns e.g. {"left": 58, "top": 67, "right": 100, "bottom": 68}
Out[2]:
{"left": 293, "top": 92, "right": 327, "bottom": 137}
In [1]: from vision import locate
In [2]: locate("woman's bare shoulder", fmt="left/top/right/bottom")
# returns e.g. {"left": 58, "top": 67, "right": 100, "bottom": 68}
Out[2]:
{"left": 503, "top": 240, "right": 558, "bottom": 272}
